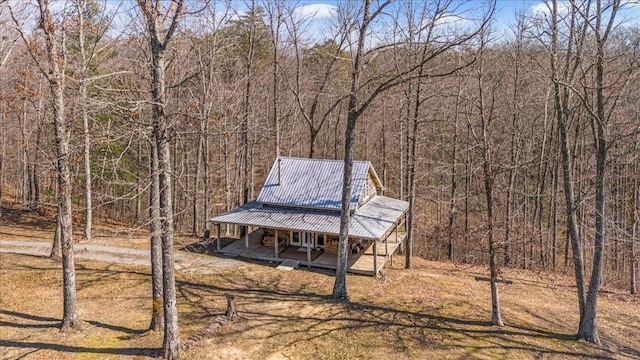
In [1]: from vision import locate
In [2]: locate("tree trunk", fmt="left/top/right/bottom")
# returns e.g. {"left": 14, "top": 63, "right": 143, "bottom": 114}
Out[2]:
{"left": 632, "top": 168, "right": 638, "bottom": 295}
{"left": 241, "top": 2, "right": 257, "bottom": 206}
{"left": 577, "top": 118, "right": 605, "bottom": 345}
{"left": 504, "top": 108, "right": 518, "bottom": 268}
{"left": 268, "top": 1, "right": 281, "bottom": 158}
{"left": 203, "top": 118, "right": 210, "bottom": 233}
{"left": 484, "top": 168, "right": 503, "bottom": 327}
{"left": 81, "top": 79, "right": 92, "bottom": 241}
{"left": 33, "top": 0, "right": 81, "bottom": 332}
{"left": 534, "top": 112, "right": 550, "bottom": 270}
{"left": 333, "top": 0, "right": 375, "bottom": 301}
{"left": 448, "top": 97, "right": 458, "bottom": 262}
{"left": 550, "top": 0, "right": 587, "bottom": 328}
{"left": 0, "top": 106, "right": 4, "bottom": 216}
{"left": 50, "top": 206, "right": 62, "bottom": 259}
{"left": 76, "top": 0, "right": 93, "bottom": 241}
{"left": 137, "top": 1, "right": 185, "bottom": 357}
{"left": 192, "top": 122, "right": 204, "bottom": 235}
{"left": 476, "top": 43, "right": 504, "bottom": 326}
{"left": 225, "top": 296, "right": 237, "bottom": 320}
{"left": 149, "top": 138, "right": 163, "bottom": 331}
{"left": 577, "top": 1, "right": 615, "bottom": 342}
{"left": 152, "top": 47, "right": 180, "bottom": 360}
{"left": 464, "top": 121, "right": 472, "bottom": 264}
{"left": 551, "top": 149, "right": 559, "bottom": 270}
{"left": 333, "top": 93, "right": 358, "bottom": 301}
{"left": 405, "top": 115, "right": 416, "bottom": 270}
{"left": 20, "top": 85, "right": 28, "bottom": 205}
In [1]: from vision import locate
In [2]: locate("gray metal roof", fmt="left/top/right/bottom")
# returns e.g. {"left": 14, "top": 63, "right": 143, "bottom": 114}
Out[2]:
{"left": 209, "top": 195, "right": 408, "bottom": 240}
{"left": 256, "top": 157, "right": 372, "bottom": 211}
{"left": 352, "top": 195, "right": 409, "bottom": 239}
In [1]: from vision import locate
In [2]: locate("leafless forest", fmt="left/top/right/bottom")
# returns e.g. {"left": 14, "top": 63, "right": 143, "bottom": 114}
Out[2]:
{"left": 1, "top": 0, "right": 638, "bottom": 295}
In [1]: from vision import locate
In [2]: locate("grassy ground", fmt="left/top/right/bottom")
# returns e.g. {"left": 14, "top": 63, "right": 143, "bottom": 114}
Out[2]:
{"left": 1, "top": 239, "right": 639, "bottom": 360}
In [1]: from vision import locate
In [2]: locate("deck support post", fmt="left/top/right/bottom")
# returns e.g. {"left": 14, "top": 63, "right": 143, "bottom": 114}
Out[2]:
{"left": 274, "top": 229, "right": 279, "bottom": 259}
{"left": 373, "top": 241, "right": 378, "bottom": 276}
{"left": 244, "top": 226, "right": 249, "bottom": 253}
{"left": 385, "top": 234, "right": 389, "bottom": 258}
{"left": 216, "top": 223, "right": 221, "bottom": 252}
{"left": 389, "top": 232, "right": 393, "bottom": 266}
{"left": 307, "top": 243, "right": 311, "bottom": 268}
{"left": 397, "top": 223, "right": 403, "bottom": 255}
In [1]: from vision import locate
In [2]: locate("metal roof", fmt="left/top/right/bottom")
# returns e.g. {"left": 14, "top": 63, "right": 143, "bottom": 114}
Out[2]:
{"left": 209, "top": 195, "right": 408, "bottom": 240}
{"left": 256, "top": 157, "right": 373, "bottom": 211}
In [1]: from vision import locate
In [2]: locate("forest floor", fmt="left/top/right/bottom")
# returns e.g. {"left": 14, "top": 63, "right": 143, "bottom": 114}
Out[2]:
{"left": 1, "top": 205, "right": 640, "bottom": 359}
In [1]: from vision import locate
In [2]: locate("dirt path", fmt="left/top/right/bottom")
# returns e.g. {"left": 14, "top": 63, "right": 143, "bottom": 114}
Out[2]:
{"left": 0, "top": 239, "right": 243, "bottom": 274}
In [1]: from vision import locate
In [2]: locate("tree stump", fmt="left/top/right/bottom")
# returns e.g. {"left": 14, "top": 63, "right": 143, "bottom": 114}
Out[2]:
{"left": 226, "top": 296, "right": 237, "bottom": 320}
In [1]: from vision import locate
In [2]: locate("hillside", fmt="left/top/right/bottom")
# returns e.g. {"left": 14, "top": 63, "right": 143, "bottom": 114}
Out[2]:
{"left": 1, "top": 220, "right": 639, "bottom": 359}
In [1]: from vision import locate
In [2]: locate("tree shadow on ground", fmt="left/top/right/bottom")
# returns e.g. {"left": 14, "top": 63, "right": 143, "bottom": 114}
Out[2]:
{"left": 0, "top": 310, "right": 59, "bottom": 330}
{"left": 85, "top": 320, "right": 146, "bottom": 335}
{"left": 0, "top": 309, "right": 145, "bottom": 335}
{"left": 0, "top": 340, "right": 160, "bottom": 358}
{"left": 4, "top": 251, "right": 633, "bottom": 359}
{"left": 179, "top": 237, "right": 236, "bottom": 256}
{"left": 0, "top": 309, "right": 156, "bottom": 357}
{"left": 174, "top": 271, "right": 624, "bottom": 360}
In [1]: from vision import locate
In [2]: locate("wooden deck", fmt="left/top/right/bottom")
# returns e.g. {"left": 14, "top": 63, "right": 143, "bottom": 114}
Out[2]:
{"left": 218, "top": 229, "right": 406, "bottom": 276}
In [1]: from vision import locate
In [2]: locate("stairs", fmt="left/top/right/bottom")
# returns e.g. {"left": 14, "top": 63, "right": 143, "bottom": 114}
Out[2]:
{"left": 276, "top": 259, "right": 299, "bottom": 271}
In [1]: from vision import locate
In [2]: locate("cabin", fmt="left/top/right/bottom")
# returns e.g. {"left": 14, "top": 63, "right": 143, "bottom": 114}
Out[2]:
{"left": 208, "top": 157, "right": 408, "bottom": 276}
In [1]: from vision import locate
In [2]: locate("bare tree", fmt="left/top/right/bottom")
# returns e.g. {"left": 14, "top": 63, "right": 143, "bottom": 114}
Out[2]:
{"left": 573, "top": 0, "right": 623, "bottom": 344}
{"left": 263, "top": 0, "right": 287, "bottom": 158}
{"left": 632, "top": 166, "right": 638, "bottom": 295}
{"left": 333, "top": 0, "right": 392, "bottom": 300}
{"left": 136, "top": 0, "right": 185, "bottom": 358}
{"left": 545, "top": 0, "right": 588, "bottom": 331}
{"left": 67, "top": 0, "right": 112, "bottom": 241}
{"left": 543, "top": 0, "right": 634, "bottom": 343}
{"left": 11, "top": 0, "right": 81, "bottom": 331}
{"left": 393, "top": 0, "right": 493, "bottom": 270}
{"left": 332, "top": 0, "right": 492, "bottom": 299}
{"left": 466, "top": 31, "right": 504, "bottom": 326}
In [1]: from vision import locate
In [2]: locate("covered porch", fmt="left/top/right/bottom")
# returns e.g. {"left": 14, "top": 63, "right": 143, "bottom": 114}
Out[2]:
{"left": 208, "top": 195, "right": 409, "bottom": 276}
{"left": 214, "top": 226, "right": 406, "bottom": 276}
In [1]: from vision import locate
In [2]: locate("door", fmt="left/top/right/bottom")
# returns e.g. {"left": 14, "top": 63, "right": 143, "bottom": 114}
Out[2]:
{"left": 301, "top": 232, "right": 315, "bottom": 248}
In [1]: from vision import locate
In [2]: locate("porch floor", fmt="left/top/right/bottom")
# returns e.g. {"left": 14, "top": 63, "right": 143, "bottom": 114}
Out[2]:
{"left": 218, "top": 229, "right": 406, "bottom": 276}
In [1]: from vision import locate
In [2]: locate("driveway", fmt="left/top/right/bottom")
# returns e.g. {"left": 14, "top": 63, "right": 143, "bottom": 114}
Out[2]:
{"left": 0, "top": 239, "right": 242, "bottom": 274}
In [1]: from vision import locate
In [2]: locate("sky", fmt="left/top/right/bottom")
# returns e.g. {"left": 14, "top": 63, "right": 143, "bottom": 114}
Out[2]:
{"left": 9, "top": 0, "right": 639, "bottom": 44}
{"left": 287, "top": 0, "right": 640, "bottom": 42}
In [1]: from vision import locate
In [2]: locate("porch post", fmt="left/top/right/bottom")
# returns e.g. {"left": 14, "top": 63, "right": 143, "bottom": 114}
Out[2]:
{"left": 274, "top": 229, "right": 279, "bottom": 259}
{"left": 397, "top": 216, "right": 403, "bottom": 255}
{"left": 387, "top": 232, "right": 393, "bottom": 266}
{"left": 244, "top": 226, "right": 249, "bottom": 253}
{"left": 307, "top": 242, "right": 311, "bottom": 268}
{"left": 216, "top": 223, "right": 221, "bottom": 252}
{"left": 385, "top": 233, "right": 389, "bottom": 257}
{"left": 373, "top": 240, "right": 378, "bottom": 276}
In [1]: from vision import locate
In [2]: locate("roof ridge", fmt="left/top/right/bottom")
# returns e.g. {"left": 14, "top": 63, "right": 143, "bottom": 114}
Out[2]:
{"left": 277, "top": 156, "right": 371, "bottom": 164}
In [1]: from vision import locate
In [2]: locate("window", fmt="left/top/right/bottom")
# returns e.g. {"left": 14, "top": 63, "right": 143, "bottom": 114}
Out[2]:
{"left": 291, "top": 231, "right": 300, "bottom": 245}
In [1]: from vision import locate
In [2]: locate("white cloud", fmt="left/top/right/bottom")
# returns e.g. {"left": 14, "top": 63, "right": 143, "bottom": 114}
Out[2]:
{"left": 294, "top": 3, "right": 336, "bottom": 19}
{"left": 530, "top": 1, "right": 572, "bottom": 19}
